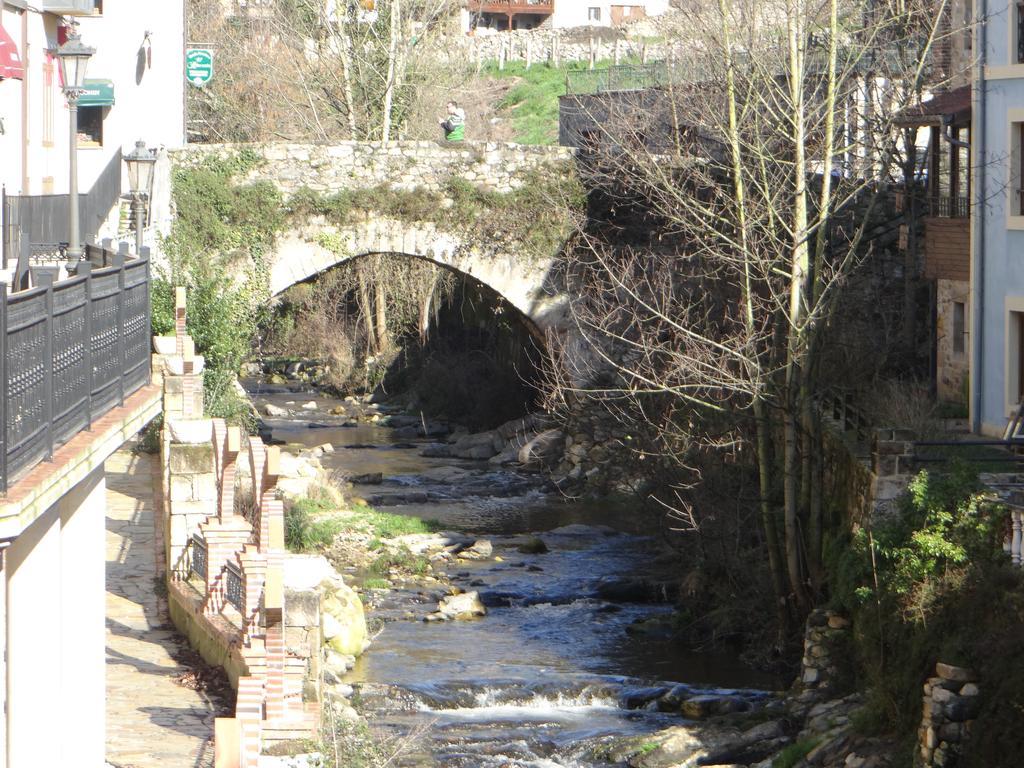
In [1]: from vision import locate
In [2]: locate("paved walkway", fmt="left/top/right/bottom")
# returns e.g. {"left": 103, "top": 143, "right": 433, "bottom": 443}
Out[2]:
{"left": 105, "top": 448, "right": 217, "bottom": 768}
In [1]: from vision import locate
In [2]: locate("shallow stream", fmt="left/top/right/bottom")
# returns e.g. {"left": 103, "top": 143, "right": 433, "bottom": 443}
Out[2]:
{"left": 249, "top": 381, "right": 780, "bottom": 767}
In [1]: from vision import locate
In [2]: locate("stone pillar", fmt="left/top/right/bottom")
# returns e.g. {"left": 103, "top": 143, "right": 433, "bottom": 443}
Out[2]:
{"left": 6, "top": 507, "right": 61, "bottom": 768}
{"left": 799, "top": 608, "right": 850, "bottom": 692}
{"left": 165, "top": 423, "right": 216, "bottom": 579}
{"left": 917, "top": 663, "right": 979, "bottom": 767}
{"left": 58, "top": 467, "right": 106, "bottom": 768}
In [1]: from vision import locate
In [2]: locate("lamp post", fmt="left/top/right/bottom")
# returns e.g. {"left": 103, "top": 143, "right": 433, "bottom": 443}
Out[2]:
{"left": 124, "top": 140, "right": 157, "bottom": 255}
{"left": 55, "top": 29, "right": 95, "bottom": 262}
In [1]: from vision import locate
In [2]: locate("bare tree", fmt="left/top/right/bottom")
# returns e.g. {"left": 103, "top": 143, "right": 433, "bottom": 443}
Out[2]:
{"left": 549, "top": 0, "right": 964, "bottom": 627}
{"left": 187, "top": 0, "right": 463, "bottom": 142}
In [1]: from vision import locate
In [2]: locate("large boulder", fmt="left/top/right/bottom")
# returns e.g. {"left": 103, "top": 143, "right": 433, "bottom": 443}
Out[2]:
{"left": 429, "top": 591, "right": 487, "bottom": 621}
{"left": 322, "top": 581, "right": 369, "bottom": 656}
{"left": 450, "top": 431, "right": 500, "bottom": 460}
{"left": 518, "top": 429, "right": 567, "bottom": 467}
{"left": 263, "top": 403, "right": 288, "bottom": 418}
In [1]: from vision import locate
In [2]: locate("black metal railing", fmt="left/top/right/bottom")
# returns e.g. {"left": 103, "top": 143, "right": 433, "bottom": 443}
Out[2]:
{"left": 191, "top": 535, "right": 208, "bottom": 581}
{"left": 226, "top": 560, "right": 243, "bottom": 611}
{"left": 929, "top": 195, "right": 970, "bottom": 218}
{"left": 0, "top": 246, "right": 151, "bottom": 491}
{"left": 1, "top": 149, "right": 123, "bottom": 269}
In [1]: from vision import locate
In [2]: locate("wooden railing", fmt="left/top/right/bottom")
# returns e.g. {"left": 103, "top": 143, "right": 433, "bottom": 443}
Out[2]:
{"left": 928, "top": 195, "right": 970, "bottom": 218}
{"left": 469, "top": 0, "right": 553, "bottom": 12}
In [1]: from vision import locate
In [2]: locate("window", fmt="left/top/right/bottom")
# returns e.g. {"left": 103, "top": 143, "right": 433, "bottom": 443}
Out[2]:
{"left": 42, "top": 58, "right": 54, "bottom": 147}
{"left": 1010, "top": 309, "right": 1024, "bottom": 407}
{"left": 1018, "top": 2, "right": 1024, "bottom": 63}
{"left": 1013, "top": 120, "right": 1024, "bottom": 217}
{"left": 77, "top": 106, "right": 103, "bottom": 146}
{"left": 953, "top": 301, "right": 966, "bottom": 357}
{"left": 588, "top": 6, "right": 601, "bottom": 21}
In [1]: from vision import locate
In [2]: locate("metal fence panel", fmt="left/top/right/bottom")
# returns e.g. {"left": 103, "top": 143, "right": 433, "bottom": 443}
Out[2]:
{"left": 5, "top": 287, "right": 51, "bottom": 482}
{"left": 51, "top": 277, "right": 90, "bottom": 446}
{"left": 0, "top": 250, "right": 151, "bottom": 491}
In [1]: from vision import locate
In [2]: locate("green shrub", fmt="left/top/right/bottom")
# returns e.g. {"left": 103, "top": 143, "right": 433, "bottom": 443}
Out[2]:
{"left": 285, "top": 496, "right": 344, "bottom": 552}
{"left": 772, "top": 738, "right": 821, "bottom": 768}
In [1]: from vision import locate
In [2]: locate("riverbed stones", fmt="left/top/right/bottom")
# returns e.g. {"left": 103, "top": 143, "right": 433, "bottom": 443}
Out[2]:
{"left": 264, "top": 403, "right": 289, "bottom": 417}
{"left": 519, "top": 429, "right": 567, "bottom": 467}
{"left": 428, "top": 590, "right": 486, "bottom": 621}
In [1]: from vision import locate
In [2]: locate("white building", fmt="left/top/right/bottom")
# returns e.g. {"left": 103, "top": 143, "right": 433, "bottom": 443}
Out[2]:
{"left": 466, "top": 0, "right": 669, "bottom": 33}
{"left": 0, "top": 2, "right": 175, "bottom": 766}
{"left": 970, "top": 0, "right": 1024, "bottom": 435}
{"left": 0, "top": 0, "right": 184, "bottom": 253}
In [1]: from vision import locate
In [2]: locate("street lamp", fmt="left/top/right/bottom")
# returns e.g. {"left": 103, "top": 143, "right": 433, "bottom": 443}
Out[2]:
{"left": 124, "top": 140, "right": 156, "bottom": 255}
{"left": 56, "top": 29, "right": 95, "bottom": 261}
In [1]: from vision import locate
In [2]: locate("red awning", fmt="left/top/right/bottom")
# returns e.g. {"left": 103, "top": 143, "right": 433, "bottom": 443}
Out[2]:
{"left": 0, "top": 23, "right": 24, "bottom": 81}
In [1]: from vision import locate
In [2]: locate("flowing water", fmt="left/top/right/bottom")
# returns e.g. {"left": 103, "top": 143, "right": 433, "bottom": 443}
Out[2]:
{"left": 249, "top": 380, "right": 780, "bottom": 767}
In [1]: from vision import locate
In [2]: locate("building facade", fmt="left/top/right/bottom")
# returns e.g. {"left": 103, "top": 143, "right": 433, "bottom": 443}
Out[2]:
{"left": 466, "top": 0, "right": 669, "bottom": 33}
{"left": 971, "top": 0, "right": 1024, "bottom": 434}
{"left": 0, "top": 0, "right": 184, "bottom": 255}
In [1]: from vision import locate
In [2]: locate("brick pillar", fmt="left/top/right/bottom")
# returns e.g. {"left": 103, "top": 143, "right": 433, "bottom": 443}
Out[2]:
{"left": 247, "top": 441, "right": 280, "bottom": 552}
{"left": 200, "top": 514, "right": 253, "bottom": 616}
{"left": 213, "top": 422, "right": 241, "bottom": 521}
{"left": 238, "top": 544, "right": 267, "bottom": 641}
{"left": 263, "top": 510, "right": 287, "bottom": 721}
{"left": 235, "top": 676, "right": 265, "bottom": 768}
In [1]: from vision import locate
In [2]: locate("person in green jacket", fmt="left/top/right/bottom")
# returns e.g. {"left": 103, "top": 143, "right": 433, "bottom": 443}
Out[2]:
{"left": 439, "top": 101, "right": 465, "bottom": 142}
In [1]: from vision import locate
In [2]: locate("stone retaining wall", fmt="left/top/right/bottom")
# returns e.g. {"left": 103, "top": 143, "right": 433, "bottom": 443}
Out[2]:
{"left": 916, "top": 663, "right": 979, "bottom": 767}
{"left": 169, "top": 141, "right": 575, "bottom": 197}
{"left": 799, "top": 608, "right": 851, "bottom": 693}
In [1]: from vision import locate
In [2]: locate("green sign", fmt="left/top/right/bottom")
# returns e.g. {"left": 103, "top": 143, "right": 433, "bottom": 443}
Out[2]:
{"left": 185, "top": 48, "right": 213, "bottom": 87}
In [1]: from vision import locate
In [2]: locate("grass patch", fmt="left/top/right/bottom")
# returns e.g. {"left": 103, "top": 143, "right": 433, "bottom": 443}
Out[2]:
{"left": 368, "top": 546, "right": 433, "bottom": 578}
{"left": 361, "top": 578, "right": 392, "bottom": 590}
{"left": 772, "top": 738, "right": 822, "bottom": 768}
{"left": 480, "top": 57, "right": 642, "bottom": 145}
{"left": 285, "top": 490, "right": 344, "bottom": 552}
{"left": 345, "top": 503, "right": 440, "bottom": 538}
{"left": 483, "top": 60, "right": 567, "bottom": 145}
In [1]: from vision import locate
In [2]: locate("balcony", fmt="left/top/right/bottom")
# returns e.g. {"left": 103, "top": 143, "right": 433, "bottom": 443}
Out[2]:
{"left": 923, "top": 196, "right": 969, "bottom": 282}
{"left": 0, "top": 242, "right": 151, "bottom": 492}
{"left": 469, "top": 0, "right": 554, "bottom": 16}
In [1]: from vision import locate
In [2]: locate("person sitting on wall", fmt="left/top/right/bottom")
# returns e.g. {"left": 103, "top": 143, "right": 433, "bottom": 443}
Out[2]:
{"left": 439, "top": 101, "right": 466, "bottom": 142}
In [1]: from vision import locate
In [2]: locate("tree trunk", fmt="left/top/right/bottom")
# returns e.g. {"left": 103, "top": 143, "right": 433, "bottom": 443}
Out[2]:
{"left": 381, "top": 0, "right": 400, "bottom": 143}
{"left": 357, "top": 268, "right": 379, "bottom": 354}
{"left": 374, "top": 266, "right": 391, "bottom": 352}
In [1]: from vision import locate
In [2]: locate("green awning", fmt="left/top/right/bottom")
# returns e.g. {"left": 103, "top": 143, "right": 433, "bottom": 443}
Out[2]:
{"left": 78, "top": 79, "right": 114, "bottom": 108}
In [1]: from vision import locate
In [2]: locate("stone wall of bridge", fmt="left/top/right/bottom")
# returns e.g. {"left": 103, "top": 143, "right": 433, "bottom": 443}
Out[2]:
{"left": 169, "top": 141, "right": 574, "bottom": 196}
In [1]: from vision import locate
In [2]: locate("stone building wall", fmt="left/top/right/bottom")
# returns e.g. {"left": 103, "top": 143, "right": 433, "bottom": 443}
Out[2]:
{"left": 935, "top": 278, "right": 970, "bottom": 405}
{"left": 169, "top": 141, "right": 575, "bottom": 197}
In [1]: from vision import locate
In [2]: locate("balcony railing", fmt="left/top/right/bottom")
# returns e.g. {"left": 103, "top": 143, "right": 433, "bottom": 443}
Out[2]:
{"left": 191, "top": 534, "right": 208, "bottom": 581}
{"left": 226, "top": 560, "right": 243, "bottom": 611}
{"left": 0, "top": 245, "right": 151, "bottom": 492}
{"left": 929, "top": 195, "right": 970, "bottom": 218}
{"left": 469, "top": 0, "right": 553, "bottom": 11}
{"left": 1, "top": 149, "right": 123, "bottom": 270}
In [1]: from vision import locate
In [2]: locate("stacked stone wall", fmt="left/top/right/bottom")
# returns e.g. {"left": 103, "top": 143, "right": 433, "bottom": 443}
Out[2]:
{"left": 170, "top": 141, "right": 574, "bottom": 197}
{"left": 799, "top": 608, "right": 851, "bottom": 693}
{"left": 916, "top": 663, "right": 979, "bottom": 767}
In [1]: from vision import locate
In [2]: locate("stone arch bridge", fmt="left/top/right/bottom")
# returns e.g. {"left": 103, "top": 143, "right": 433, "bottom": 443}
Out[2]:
{"left": 168, "top": 141, "right": 578, "bottom": 334}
